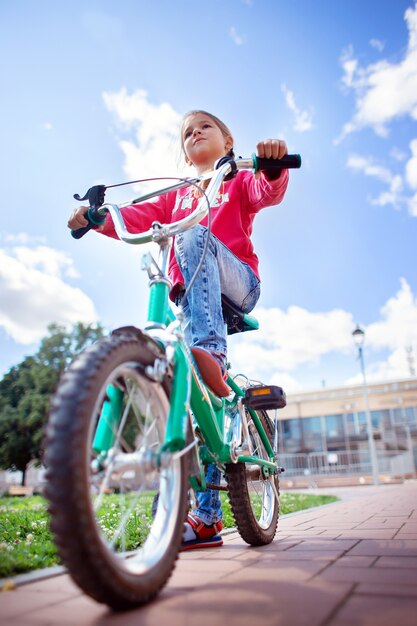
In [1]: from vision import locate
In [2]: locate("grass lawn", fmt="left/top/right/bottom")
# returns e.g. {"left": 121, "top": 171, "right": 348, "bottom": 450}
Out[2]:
{"left": 0, "top": 491, "right": 337, "bottom": 578}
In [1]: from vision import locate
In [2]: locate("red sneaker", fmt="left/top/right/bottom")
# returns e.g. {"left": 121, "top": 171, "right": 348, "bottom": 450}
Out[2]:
{"left": 191, "top": 348, "right": 229, "bottom": 397}
{"left": 181, "top": 512, "right": 223, "bottom": 551}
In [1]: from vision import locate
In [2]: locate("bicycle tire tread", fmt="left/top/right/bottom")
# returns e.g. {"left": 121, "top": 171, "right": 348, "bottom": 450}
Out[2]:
{"left": 225, "top": 410, "right": 279, "bottom": 546}
{"left": 45, "top": 334, "right": 187, "bottom": 610}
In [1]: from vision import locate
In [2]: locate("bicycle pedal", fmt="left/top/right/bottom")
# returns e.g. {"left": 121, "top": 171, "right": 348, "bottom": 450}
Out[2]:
{"left": 244, "top": 385, "right": 286, "bottom": 410}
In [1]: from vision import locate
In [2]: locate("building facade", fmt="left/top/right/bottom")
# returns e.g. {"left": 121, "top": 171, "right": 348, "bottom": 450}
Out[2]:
{"left": 276, "top": 377, "right": 417, "bottom": 480}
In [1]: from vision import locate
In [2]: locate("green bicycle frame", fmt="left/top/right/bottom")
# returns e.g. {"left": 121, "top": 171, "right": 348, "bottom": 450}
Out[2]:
{"left": 92, "top": 216, "right": 279, "bottom": 480}
{"left": 92, "top": 273, "right": 278, "bottom": 477}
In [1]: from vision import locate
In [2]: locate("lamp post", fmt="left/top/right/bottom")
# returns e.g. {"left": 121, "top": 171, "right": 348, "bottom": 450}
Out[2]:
{"left": 352, "top": 325, "right": 379, "bottom": 485}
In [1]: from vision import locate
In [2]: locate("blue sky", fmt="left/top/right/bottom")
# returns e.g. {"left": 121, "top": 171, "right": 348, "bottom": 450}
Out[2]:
{"left": 1, "top": 0, "right": 417, "bottom": 392}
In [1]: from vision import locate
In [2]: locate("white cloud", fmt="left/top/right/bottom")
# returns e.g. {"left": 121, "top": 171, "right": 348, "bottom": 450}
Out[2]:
{"left": 405, "top": 138, "right": 417, "bottom": 188}
{"left": 369, "top": 38, "right": 385, "bottom": 52}
{"left": 337, "top": 3, "right": 417, "bottom": 140}
{"left": 102, "top": 88, "right": 183, "bottom": 186}
{"left": 1, "top": 232, "right": 46, "bottom": 245}
{"left": 408, "top": 191, "right": 417, "bottom": 216}
{"left": 346, "top": 139, "right": 417, "bottom": 216}
{"left": 13, "top": 246, "right": 80, "bottom": 279}
{"left": 390, "top": 147, "right": 407, "bottom": 162}
{"left": 229, "top": 304, "right": 354, "bottom": 390}
{"left": 0, "top": 244, "right": 97, "bottom": 344}
{"left": 365, "top": 348, "right": 414, "bottom": 381}
{"left": 229, "top": 278, "right": 417, "bottom": 390}
{"left": 338, "top": 5, "right": 417, "bottom": 219}
{"left": 346, "top": 153, "right": 404, "bottom": 209}
{"left": 281, "top": 84, "right": 314, "bottom": 132}
{"left": 229, "top": 26, "right": 245, "bottom": 46}
{"left": 346, "top": 154, "right": 397, "bottom": 185}
{"left": 366, "top": 278, "right": 417, "bottom": 351}
{"left": 340, "top": 48, "right": 359, "bottom": 90}
{"left": 348, "top": 278, "right": 417, "bottom": 382}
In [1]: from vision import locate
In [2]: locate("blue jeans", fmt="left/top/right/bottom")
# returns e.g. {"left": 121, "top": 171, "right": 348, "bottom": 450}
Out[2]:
{"left": 174, "top": 224, "right": 260, "bottom": 359}
{"left": 194, "top": 464, "right": 223, "bottom": 525}
{"left": 174, "top": 225, "right": 261, "bottom": 525}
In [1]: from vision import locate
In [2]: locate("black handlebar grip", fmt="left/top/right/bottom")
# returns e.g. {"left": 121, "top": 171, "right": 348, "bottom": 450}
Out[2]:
{"left": 71, "top": 206, "right": 106, "bottom": 239}
{"left": 71, "top": 222, "right": 95, "bottom": 239}
{"left": 254, "top": 153, "right": 301, "bottom": 171}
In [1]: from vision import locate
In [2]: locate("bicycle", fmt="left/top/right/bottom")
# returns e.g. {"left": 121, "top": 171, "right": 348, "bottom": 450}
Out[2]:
{"left": 45, "top": 153, "right": 301, "bottom": 611}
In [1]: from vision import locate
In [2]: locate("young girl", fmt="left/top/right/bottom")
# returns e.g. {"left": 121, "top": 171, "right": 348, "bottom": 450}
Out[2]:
{"left": 68, "top": 110, "right": 289, "bottom": 550}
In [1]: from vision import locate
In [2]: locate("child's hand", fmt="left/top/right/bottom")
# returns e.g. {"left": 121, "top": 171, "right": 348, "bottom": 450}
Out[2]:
{"left": 68, "top": 206, "right": 89, "bottom": 230}
{"left": 256, "top": 139, "right": 288, "bottom": 160}
{"left": 255, "top": 139, "right": 288, "bottom": 179}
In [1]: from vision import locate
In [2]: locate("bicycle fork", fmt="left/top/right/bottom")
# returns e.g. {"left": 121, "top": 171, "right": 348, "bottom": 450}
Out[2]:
{"left": 229, "top": 397, "right": 252, "bottom": 461}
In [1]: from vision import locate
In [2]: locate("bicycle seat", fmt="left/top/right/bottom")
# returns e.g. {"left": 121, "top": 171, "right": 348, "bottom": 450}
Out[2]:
{"left": 221, "top": 294, "right": 259, "bottom": 335}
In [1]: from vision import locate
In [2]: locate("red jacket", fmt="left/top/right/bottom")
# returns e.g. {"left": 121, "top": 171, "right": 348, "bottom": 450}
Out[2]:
{"left": 101, "top": 169, "right": 289, "bottom": 299}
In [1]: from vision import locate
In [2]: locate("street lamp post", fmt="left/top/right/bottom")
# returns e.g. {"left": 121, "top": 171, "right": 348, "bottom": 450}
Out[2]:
{"left": 352, "top": 325, "right": 379, "bottom": 486}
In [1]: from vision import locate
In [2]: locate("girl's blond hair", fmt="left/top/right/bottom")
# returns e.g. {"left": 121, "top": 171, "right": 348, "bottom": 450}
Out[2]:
{"left": 180, "top": 110, "right": 235, "bottom": 159}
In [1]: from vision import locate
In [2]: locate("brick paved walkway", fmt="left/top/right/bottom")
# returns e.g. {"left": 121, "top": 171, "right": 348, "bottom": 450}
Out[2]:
{"left": 1, "top": 481, "right": 416, "bottom": 625}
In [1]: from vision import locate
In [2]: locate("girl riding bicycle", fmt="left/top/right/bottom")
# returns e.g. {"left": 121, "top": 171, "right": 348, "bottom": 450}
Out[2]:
{"left": 68, "top": 109, "right": 289, "bottom": 550}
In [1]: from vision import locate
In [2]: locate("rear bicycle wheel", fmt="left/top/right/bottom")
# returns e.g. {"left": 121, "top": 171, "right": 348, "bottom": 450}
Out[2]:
{"left": 225, "top": 408, "right": 279, "bottom": 545}
{"left": 44, "top": 332, "right": 188, "bottom": 610}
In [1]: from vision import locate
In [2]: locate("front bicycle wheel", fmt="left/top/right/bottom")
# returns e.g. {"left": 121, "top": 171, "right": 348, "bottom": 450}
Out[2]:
{"left": 225, "top": 408, "right": 279, "bottom": 545}
{"left": 44, "top": 332, "right": 188, "bottom": 611}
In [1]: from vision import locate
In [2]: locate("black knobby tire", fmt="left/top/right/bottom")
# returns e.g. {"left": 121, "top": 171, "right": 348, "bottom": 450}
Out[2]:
{"left": 44, "top": 333, "right": 188, "bottom": 610}
{"left": 225, "top": 409, "right": 279, "bottom": 545}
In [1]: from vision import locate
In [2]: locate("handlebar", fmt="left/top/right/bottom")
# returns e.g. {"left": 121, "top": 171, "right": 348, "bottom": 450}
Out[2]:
{"left": 71, "top": 154, "right": 301, "bottom": 243}
{"left": 252, "top": 153, "right": 301, "bottom": 172}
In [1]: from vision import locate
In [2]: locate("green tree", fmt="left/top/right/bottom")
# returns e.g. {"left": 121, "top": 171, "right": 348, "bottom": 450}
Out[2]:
{"left": 0, "top": 322, "right": 105, "bottom": 484}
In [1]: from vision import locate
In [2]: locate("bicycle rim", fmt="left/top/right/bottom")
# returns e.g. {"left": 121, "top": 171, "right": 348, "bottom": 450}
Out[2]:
{"left": 246, "top": 412, "right": 279, "bottom": 528}
{"left": 87, "top": 363, "right": 181, "bottom": 568}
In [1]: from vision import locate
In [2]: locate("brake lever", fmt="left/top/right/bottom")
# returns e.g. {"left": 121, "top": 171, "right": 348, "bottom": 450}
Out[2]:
{"left": 71, "top": 184, "right": 107, "bottom": 239}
